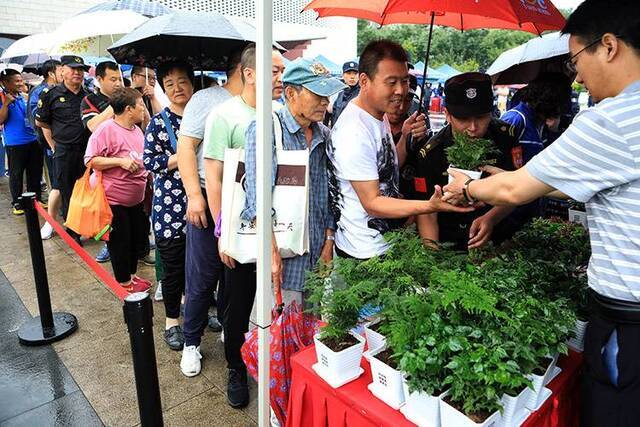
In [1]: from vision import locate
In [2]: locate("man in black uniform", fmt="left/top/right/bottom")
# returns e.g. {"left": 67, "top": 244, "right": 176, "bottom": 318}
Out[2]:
{"left": 35, "top": 55, "right": 90, "bottom": 242}
{"left": 411, "top": 72, "right": 523, "bottom": 250}
{"left": 326, "top": 61, "right": 360, "bottom": 127}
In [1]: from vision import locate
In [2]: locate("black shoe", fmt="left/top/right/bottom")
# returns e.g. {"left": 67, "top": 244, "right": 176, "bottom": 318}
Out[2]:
{"left": 164, "top": 325, "right": 185, "bottom": 351}
{"left": 227, "top": 368, "right": 249, "bottom": 408}
{"left": 208, "top": 314, "right": 222, "bottom": 332}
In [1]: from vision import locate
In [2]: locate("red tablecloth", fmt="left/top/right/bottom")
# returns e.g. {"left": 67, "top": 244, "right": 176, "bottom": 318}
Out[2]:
{"left": 286, "top": 346, "right": 583, "bottom": 427}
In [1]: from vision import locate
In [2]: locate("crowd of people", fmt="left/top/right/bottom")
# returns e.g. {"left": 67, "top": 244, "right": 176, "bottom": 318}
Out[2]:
{"left": 0, "top": 0, "right": 638, "bottom": 423}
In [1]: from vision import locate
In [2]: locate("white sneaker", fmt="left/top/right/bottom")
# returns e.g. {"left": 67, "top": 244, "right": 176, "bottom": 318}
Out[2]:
{"left": 40, "top": 222, "right": 54, "bottom": 240}
{"left": 154, "top": 281, "right": 163, "bottom": 301}
{"left": 220, "top": 330, "right": 224, "bottom": 343}
{"left": 180, "top": 345, "right": 202, "bottom": 377}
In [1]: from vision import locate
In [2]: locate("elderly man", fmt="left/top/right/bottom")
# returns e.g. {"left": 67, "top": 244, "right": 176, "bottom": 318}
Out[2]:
{"left": 242, "top": 58, "right": 346, "bottom": 306}
{"left": 36, "top": 56, "right": 91, "bottom": 244}
{"left": 444, "top": 1, "right": 640, "bottom": 424}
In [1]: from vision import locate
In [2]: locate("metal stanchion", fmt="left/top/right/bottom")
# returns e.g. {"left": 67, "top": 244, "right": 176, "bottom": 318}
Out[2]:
{"left": 123, "top": 292, "right": 164, "bottom": 427}
{"left": 17, "top": 192, "right": 78, "bottom": 345}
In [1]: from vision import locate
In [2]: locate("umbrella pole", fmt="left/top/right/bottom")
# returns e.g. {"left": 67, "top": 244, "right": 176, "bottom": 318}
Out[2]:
{"left": 256, "top": 1, "right": 274, "bottom": 427}
{"left": 418, "top": 12, "right": 435, "bottom": 114}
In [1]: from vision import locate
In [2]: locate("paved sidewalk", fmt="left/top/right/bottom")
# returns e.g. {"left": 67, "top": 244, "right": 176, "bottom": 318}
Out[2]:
{"left": 0, "top": 178, "right": 258, "bottom": 427}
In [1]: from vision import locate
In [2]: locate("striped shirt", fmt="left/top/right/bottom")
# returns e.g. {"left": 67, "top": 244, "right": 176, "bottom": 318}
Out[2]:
{"left": 526, "top": 80, "right": 640, "bottom": 302}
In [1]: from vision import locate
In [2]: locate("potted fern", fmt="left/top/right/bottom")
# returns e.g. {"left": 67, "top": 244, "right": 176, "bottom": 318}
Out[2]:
{"left": 445, "top": 132, "right": 500, "bottom": 184}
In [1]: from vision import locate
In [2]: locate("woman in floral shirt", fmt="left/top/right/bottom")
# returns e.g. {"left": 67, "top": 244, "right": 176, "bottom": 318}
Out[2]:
{"left": 143, "top": 61, "right": 194, "bottom": 350}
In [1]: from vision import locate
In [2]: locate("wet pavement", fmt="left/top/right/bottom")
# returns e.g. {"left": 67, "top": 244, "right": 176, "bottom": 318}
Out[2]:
{"left": 0, "top": 178, "right": 258, "bottom": 426}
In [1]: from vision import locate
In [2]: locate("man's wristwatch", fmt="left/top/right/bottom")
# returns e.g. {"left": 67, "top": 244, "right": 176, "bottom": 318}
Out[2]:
{"left": 463, "top": 178, "right": 476, "bottom": 203}
{"left": 325, "top": 235, "right": 335, "bottom": 242}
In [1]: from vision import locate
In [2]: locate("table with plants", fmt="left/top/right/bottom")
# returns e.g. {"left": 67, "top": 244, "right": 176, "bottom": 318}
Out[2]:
{"left": 287, "top": 218, "right": 590, "bottom": 427}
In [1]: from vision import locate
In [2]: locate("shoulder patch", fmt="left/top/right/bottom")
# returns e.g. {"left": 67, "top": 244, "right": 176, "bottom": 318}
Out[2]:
{"left": 37, "top": 99, "right": 43, "bottom": 108}
{"left": 42, "top": 87, "right": 49, "bottom": 94}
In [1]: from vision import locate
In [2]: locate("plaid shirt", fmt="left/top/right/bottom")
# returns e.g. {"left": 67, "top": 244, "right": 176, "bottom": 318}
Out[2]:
{"left": 241, "top": 106, "right": 335, "bottom": 291}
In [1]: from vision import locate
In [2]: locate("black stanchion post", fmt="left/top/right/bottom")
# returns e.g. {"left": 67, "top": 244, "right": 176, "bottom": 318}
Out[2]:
{"left": 123, "top": 292, "right": 164, "bottom": 427}
{"left": 17, "top": 192, "right": 78, "bottom": 345}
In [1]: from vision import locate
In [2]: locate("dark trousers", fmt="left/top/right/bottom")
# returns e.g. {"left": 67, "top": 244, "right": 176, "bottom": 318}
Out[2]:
{"left": 183, "top": 203, "right": 225, "bottom": 347}
{"left": 6, "top": 141, "right": 42, "bottom": 205}
{"left": 582, "top": 307, "right": 640, "bottom": 426}
{"left": 106, "top": 203, "right": 149, "bottom": 283}
{"left": 156, "top": 237, "right": 185, "bottom": 319}
{"left": 54, "top": 147, "right": 85, "bottom": 219}
{"left": 222, "top": 262, "right": 257, "bottom": 370}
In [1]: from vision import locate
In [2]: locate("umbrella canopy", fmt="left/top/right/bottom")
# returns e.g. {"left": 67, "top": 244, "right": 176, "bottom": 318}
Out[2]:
{"left": 487, "top": 31, "right": 570, "bottom": 85}
{"left": 51, "top": 10, "right": 149, "bottom": 49}
{"left": 108, "top": 11, "right": 280, "bottom": 69}
{"left": 78, "top": 0, "right": 173, "bottom": 18}
{"left": 1, "top": 33, "right": 54, "bottom": 60}
{"left": 304, "top": 0, "right": 566, "bottom": 35}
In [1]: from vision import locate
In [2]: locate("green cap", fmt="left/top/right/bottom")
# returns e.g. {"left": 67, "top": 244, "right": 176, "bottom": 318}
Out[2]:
{"left": 282, "top": 58, "right": 347, "bottom": 97}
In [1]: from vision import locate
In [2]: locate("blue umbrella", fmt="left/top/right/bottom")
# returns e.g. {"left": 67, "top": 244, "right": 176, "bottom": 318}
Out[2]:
{"left": 108, "top": 11, "right": 283, "bottom": 70}
{"left": 78, "top": 0, "right": 172, "bottom": 18}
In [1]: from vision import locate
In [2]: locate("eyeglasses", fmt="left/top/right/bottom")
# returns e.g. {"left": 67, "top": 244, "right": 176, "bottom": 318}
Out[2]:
{"left": 564, "top": 34, "right": 623, "bottom": 74}
{"left": 133, "top": 73, "right": 156, "bottom": 82}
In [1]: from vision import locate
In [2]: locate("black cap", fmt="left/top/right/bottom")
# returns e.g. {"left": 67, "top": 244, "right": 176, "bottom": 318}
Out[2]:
{"left": 444, "top": 72, "right": 493, "bottom": 118}
{"left": 60, "top": 55, "right": 90, "bottom": 71}
{"left": 342, "top": 61, "right": 358, "bottom": 73}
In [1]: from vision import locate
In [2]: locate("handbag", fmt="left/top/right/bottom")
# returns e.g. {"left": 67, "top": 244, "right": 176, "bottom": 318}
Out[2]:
{"left": 219, "top": 112, "right": 309, "bottom": 264}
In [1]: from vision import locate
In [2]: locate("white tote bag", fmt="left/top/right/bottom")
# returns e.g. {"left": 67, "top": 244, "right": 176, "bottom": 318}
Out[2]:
{"left": 219, "top": 113, "right": 309, "bottom": 264}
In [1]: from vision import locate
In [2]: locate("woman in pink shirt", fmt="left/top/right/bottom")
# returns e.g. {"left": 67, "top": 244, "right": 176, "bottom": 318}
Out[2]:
{"left": 84, "top": 88, "right": 150, "bottom": 292}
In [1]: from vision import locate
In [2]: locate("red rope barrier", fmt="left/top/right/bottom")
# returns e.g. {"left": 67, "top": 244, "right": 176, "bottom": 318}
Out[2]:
{"left": 34, "top": 200, "right": 130, "bottom": 301}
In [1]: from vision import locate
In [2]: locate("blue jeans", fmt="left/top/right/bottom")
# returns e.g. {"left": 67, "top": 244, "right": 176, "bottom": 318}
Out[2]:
{"left": 0, "top": 135, "right": 5, "bottom": 176}
{"left": 183, "top": 205, "right": 225, "bottom": 347}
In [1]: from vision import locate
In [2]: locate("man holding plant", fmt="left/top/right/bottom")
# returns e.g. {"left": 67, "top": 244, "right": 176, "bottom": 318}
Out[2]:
{"left": 444, "top": 1, "right": 640, "bottom": 423}
{"left": 411, "top": 72, "right": 524, "bottom": 250}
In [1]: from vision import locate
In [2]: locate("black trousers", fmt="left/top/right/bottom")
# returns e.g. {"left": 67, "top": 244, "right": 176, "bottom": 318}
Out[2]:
{"left": 54, "top": 147, "right": 85, "bottom": 219}
{"left": 582, "top": 304, "right": 640, "bottom": 426}
{"left": 222, "top": 262, "right": 256, "bottom": 370}
{"left": 156, "top": 236, "right": 185, "bottom": 319}
{"left": 6, "top": 141, "right": 42, "bottom": 205}
{"left": 106, "top": 203, "right": 149, "bottom": 283}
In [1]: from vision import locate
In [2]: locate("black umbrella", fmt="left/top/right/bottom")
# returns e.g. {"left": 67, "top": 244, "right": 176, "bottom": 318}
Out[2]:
{"left": 108, "top": 10, "right": 283, "bottom": 70}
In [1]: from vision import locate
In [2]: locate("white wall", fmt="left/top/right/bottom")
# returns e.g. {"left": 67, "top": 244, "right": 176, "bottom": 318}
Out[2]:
{"left": 1, "top": 0, "right": 103, "bottom": 36}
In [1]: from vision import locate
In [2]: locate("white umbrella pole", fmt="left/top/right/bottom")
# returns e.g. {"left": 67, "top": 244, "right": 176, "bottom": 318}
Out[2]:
{"left": 256, "top": 1, "right": 273, "bottom": 427}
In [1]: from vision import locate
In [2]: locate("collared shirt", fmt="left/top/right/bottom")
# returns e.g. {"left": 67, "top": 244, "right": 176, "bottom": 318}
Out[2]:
{"left": 36, "top": 83, "right": 90, "bottom": 149}
{"left": 0, "top": 92, "right": 36, "bottom": 146}
{"left": 501, "top": 102, "right": 545, "bottom": 164}
{"left": 143, "top": 108, "right": 186, "bottom": 242}
{"left": 242, "top": 106, "right": 335, "bottom": 291}
{"left": 527, "top": 80, "right": 640, "bottom": 303}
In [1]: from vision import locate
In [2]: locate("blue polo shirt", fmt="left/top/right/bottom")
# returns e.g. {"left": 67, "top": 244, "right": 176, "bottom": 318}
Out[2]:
{"left": 0, "top": 94, "right": 37, "bottom": 146}
{"left": 501, "top": 101, "right": 544, "bottom": 165}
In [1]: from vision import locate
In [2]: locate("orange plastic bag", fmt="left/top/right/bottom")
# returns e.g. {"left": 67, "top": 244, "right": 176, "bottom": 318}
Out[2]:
{"left": 64, "top": 166, "right": 113, "bottom": 241}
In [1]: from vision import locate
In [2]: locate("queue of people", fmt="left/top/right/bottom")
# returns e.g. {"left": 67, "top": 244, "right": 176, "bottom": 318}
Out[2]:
{"left": 1, "top": 1, "right": 638, "bottom": 422}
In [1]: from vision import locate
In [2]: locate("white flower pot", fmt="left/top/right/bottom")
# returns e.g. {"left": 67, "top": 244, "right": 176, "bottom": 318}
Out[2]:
{"left": 364, "top": 323, "right": 387, "bottom": 353}
{"left": 400, "top": 378, "right": 446, "bottom": 427}
{"left": 568, "top": 319, "right": 588, "bottom": 352}
{"left": 448, "top": 167, "right": 483, "bottom": 185}
{"left": 367, "top": 347, "right": 405, "bottom": 410}
{"left": 440, "top": 391, "right": 501, "bottom": 427}
{"left": 524, "top": 357, "right": 556, "bottom": 410}
{"left": 497, "top": 387, "right": 532, "bottom": 427}
{"left": 312, "top": 332, "right": 365, "bottom": 388}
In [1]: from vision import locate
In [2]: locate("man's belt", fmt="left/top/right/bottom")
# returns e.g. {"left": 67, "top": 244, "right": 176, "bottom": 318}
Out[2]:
{"left": 589, "top": 289, "right": 640, "bottom": 325}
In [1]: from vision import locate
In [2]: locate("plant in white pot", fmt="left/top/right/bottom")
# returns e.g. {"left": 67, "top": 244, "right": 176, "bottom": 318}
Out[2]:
{"left": 445, "top": 132, "right": 500, "bottom": 184}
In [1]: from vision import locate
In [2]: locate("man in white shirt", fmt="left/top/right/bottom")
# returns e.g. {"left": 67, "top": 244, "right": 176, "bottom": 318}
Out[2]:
{"left": 327, "top": 40, "right": 474, "bottom": 259}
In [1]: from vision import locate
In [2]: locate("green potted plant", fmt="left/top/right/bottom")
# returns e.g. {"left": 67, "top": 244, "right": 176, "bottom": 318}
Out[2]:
{"left": 445, "top": 132, "right": 500, "bottom": 184}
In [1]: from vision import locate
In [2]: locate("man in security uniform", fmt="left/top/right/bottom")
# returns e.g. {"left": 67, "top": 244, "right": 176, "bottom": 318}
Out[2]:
{"left": 325, "top": 61, "right": 360, "bottom": 127}
{"left": 411, "top": 72, "right": 524, "bottom": 250}
{"left": 36, "top": 55, "right": 90, "bottom": 243}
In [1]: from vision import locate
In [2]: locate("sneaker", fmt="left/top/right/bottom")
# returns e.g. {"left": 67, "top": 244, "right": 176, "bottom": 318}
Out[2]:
{"left": 12, "top": 205, "right": 24, "bottom": 216}
{"left": 180, "top": 345, "right": 202, "bottom": 377}
{"left": 95, "top": 244, "right": 110, "bottom": 263}
{"left": 208, "top": 314, "right": 222, "bottom": 332}
{"left": 132, "top": 276, "right": 152, "bottom": 288}
{"left": 122, "top": 281, "right": 151, "bottom": 293}
{"left": 227, "top": 368, "right": 249, "bottom": 408}
{"left": 140, "top": 253, "right": 155, "bottom": 266}
{"left": 154, "top": 281, "right": 163, "bottom": 301}
{"left": 220, "top": 330, "right": 224, "bottom": 343}
{"left": 164, "top": 325, "right": 184, "bottom": 351}
{"left": 40, "top": 222, "right": 54, "bottom": 240}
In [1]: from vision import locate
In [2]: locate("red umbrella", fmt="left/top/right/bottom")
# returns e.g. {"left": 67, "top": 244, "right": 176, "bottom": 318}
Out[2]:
{"left": 304, "top": 0, "right": 566, "bottom": 110}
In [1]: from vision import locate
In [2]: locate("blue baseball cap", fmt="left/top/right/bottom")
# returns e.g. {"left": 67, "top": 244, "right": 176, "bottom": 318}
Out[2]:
{"left": 343, "top": 61, "right": 358, "bottom": 73}
{"left": 282, "top": 58, "right": 347, "bottom": 98}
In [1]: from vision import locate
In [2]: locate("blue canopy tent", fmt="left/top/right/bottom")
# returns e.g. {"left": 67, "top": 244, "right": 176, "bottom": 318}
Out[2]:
{"left": 435, "top": 64, "right": 461, "bottom": 80}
